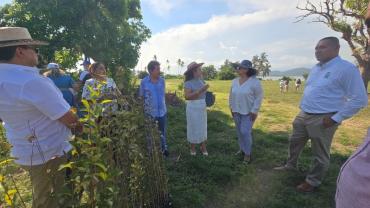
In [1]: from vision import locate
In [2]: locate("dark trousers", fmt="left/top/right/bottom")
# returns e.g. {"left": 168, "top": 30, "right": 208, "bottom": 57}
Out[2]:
{"left": 154, "top": 115, "right": 168, "bottom": 151}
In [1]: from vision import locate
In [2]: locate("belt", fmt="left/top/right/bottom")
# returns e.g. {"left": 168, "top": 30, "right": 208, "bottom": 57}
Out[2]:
{"left": 304, "top": 111, "right": 337, "bottom": 115}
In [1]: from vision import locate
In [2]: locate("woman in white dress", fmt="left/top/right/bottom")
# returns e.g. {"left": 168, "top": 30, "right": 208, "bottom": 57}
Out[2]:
{"left": 229, "top": 60, "right": 263, "bottom": 163}
{"left": 184, "top": 62, "right": 209, "bottom": 156}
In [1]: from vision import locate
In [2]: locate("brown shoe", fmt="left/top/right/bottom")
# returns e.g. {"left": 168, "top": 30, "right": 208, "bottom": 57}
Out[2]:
{"left": 243, "top": 155, "right": 251, "bottom": 164}
{"left": 296, "top": 181, "right": 316, "bottom": 193}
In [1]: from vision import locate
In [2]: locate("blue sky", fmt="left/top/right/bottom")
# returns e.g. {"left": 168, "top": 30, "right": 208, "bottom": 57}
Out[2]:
{"left": 1, "top": 0, "right": 354, "bottom": 73}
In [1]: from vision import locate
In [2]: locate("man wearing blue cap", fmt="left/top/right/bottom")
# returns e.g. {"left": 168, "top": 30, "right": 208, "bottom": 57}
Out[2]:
{"left": 79, "top": 57, "right": 91, "bottom": 86}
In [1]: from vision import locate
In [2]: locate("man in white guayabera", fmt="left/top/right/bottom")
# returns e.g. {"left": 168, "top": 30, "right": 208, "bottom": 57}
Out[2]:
{"left": 274, "top": 37, "right": 368, "bottom": 193}
{"left": 0, "top": 27, "right": 82, "bottom": 208}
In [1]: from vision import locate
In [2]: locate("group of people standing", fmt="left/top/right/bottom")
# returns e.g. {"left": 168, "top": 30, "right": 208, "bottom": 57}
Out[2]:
{"left": 138, "top": 59, "right": 264, "bottom": 161}
{"left": 0, "top": 25, "right": 369, "bottom": 208}
{"left": 126, "top": 36, "right": 369, "bottom": 207}
{"left": 279, "top": 78, "right": 302, "bottom": 93}
{"left": 43, "top": 59, "right": 120, "bottom": 117}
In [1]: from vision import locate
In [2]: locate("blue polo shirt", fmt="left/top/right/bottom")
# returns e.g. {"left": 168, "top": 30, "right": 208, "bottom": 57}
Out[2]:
{"left": 139, "top": 76, "right": 167, "bottom": 117}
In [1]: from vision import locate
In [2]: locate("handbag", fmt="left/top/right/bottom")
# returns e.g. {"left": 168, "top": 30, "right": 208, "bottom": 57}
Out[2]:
{"left": 205, "top": 91, "right": 215, "bottom": 107}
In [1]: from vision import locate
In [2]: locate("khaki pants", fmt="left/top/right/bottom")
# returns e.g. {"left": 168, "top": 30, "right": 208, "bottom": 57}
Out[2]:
{"left": 21, "top": 155, "right": 67, "bottom": 208}
{"left": 286, "top": 111, "right": 339, "bottom": 187}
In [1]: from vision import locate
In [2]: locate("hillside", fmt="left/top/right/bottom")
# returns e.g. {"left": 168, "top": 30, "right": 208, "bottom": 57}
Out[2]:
{"left": 270, "top": 67, "right": 310, "bottom": 76}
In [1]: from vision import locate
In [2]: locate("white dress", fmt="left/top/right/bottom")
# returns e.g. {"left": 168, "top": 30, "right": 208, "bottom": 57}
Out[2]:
{"left": 184, "top": 79, "right": 207, "bottom": 144}
{"left": 186, "top": 99, "right": 207, "bottom": 144}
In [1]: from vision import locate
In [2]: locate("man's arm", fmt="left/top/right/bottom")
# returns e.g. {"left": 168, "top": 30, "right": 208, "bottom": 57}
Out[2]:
{"left": 58, "top": 110, "right": 83, "bottom": 134}
{"left": 331, "top": 67, "right": 368, "bottom": 123}
{"left": 22, "top": 77, "right": 83, "bottom": 133}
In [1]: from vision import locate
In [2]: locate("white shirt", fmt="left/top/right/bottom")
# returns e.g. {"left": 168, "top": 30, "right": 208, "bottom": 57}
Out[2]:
{"left": 301, "top": 56, "right": 368, "bottom": 123}
{"left": 0, "top": 64, "right": 72, "bottom": 166}
{"left": 229, "top": 76, "right": 264, "bottom": 115}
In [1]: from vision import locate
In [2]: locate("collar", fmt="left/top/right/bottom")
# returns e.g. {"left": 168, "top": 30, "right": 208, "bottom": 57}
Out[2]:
{"left": 145, "top": 75, "right": 162, "bottom": 84}
{"left": 0, "top": 63, "right": 40, "bottom": 74}
{"left": 316, "top": 56, "right": 341, "bottom": 69}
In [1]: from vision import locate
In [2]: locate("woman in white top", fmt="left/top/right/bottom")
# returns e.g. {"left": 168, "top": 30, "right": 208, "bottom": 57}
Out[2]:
{"left": 82, "top": 62, "right": 120, "bottom": 114}
{"left": 184, "top": 62, "right": 210, "bottom": 156}
{"left": 229, "top": 60, "right": 263, "bottom": 163}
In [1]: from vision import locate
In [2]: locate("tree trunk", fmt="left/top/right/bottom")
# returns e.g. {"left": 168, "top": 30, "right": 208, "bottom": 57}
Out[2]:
{"left": 359, "top": 63, "right": 370, "bottom": 92}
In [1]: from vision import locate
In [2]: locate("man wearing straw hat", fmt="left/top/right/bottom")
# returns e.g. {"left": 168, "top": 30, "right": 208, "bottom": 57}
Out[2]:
{"left": 0, "top": 27, "right": 81, "bottom": 207}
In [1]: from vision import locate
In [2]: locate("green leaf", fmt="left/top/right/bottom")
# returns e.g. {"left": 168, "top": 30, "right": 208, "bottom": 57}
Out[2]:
{"left": 58, "top": 162, "right": 74, "bottom": 171}
{"left": 101, "top": 99, "right": 113, "bottom": 104}
{"left": 0, "top": 159, "right": 14, "bottom": 167}
{"left": 95, "top": 163, "right": 107, "bottom": 172}
{"left": 81, "top": 99, "right": 90, "bottom": 110}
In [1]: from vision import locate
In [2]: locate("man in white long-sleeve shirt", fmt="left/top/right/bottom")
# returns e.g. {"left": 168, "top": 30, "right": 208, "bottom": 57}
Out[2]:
{"left": 274, "top": 37, "right": 368, "bottom": 193}
{"left": 0, "top": 27, "right": 82, "bottom": 207}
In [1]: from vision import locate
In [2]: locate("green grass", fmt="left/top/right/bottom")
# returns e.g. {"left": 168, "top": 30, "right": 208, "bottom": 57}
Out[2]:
{"left": 164, "top": 79, "right": 370, "bottom": 208}
{"left": 0, "top": 80, "right": 369, "bottom": 208}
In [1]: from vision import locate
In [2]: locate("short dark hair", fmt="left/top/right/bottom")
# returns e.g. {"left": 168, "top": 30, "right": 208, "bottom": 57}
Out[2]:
{"left": 0, "top": 46, "right": 17, "bottom": 62}
{"left": 147, "top": 60, "right": 160, "bottom": 73}
{"left": 320, "top": 37, "right": 340, "bottom": 47}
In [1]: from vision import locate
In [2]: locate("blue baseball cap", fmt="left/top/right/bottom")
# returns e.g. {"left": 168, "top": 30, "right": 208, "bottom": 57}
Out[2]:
{"left": 80, "top": 59, "right": 91, "bottom": 66}
{"left": 234, "top": 60, "right": 254, "bottom": 70}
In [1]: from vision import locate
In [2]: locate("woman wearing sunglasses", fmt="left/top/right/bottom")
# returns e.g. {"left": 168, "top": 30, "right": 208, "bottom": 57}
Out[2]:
{"left": 229, "top": 60, "right": 263, "bottom": 163}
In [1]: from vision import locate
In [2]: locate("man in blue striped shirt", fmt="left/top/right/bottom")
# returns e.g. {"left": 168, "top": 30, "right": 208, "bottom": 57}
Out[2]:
{"left": 139, "top": 60, "right": 169, "bottom": 157}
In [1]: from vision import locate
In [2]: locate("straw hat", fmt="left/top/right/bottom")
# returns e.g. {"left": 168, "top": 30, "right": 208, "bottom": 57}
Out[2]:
{"left": 184, "top": 61, "right": 204, "bottom": 75}
{"left": 0, "top": 27, "right": 48, "bottom": 47}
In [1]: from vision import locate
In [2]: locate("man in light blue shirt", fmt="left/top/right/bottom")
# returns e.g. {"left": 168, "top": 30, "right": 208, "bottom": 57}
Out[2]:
{"left": 139, "top": 60, "right": 168, "bottom": 156}
{"left": 275, "top": 37, "right": 368, "bottom": 193}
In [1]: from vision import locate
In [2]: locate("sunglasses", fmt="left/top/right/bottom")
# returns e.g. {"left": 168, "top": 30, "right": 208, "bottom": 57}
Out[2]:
{"left": 19, "top": 45, "right": 39, "bottom": 54}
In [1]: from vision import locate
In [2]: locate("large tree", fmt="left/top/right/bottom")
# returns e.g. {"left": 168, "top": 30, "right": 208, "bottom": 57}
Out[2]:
{"left": 202, "top": 65, "right": 217, "bottom": 80}
{"left": 297, "top": 0, "right": 370, "bottom": 90}
{"left": 0, "top": 0, "right": 150, "bottom": 82}
{"left": 218, "top": 59, "right": 236, "bottom": 80}
{"left": 252, "top": 52, "right": 271, "bottom": 77}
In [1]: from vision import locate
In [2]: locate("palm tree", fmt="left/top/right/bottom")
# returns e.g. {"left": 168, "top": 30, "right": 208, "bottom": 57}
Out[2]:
{"left": 166, "top": 59, "right": 170, "bottom": 74}
{"left": 177, "top": 59, "right": 183, "bottom": 75}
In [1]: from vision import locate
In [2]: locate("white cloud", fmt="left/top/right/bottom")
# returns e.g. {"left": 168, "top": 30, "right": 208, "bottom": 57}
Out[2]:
{"left": 142, "top": 0, "right": 177, "bottom": 17}
{"left": 137, "top": 8, "right": 292, "bottom": 73}
{"left": 219, "top": 42, "right": 237, "bottom": 52}
{"left": 137, "top": 0, "right": 354, "bottom": 74}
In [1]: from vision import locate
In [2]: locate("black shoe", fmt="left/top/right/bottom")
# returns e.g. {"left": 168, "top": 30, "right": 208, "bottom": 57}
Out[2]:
{"left": 163, "top": 150, "right": 169, "bottom": 157}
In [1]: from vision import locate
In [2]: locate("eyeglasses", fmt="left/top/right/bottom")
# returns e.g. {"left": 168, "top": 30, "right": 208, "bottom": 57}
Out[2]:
{"left": 19, "top": 45, "right": 39, "bottom": 54}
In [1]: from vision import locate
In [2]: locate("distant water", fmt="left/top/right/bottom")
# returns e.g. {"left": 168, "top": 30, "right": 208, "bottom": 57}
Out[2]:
{"left": 258, "top": 76, "right": 304, "bottom": 80}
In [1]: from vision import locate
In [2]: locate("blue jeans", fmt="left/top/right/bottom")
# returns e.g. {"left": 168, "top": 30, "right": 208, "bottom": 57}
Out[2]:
{"left": 154, "top": 115, "right": 168, "bottom": 152}
{"left": 233, "top": 113, "right": 253, "bottom": 155}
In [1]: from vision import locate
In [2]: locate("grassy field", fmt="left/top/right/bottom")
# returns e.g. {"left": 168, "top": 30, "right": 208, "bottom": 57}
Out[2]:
{"left": 164, "top": 79, "right": 370, "bottom": 208}
{"left": 0, "top": 79, "right": 369, "bottom": 208}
